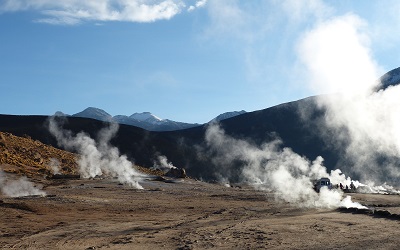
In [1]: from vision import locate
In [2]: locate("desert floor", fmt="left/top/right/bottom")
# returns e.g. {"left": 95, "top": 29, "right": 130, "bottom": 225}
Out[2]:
{"left": 1, "top": 176, "right": 400, "bottom": 250}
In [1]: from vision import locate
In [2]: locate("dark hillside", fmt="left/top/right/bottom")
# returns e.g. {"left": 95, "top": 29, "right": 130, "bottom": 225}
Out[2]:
{"left": 0, "top": 115, "right": 156, "bottom": 166}
{"left": 166, "top": 96, "right": 339, "bottom": 180}
{"left": 0, "top": 97, "right": 337, "bottom": 181}
{"left": 217, "top": 96, "right": 336, "bottom": 165}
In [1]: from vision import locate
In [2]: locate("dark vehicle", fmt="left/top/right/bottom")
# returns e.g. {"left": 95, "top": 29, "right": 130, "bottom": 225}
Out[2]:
{"left": 313, "top": 178, "right": 332, "bottom": 193}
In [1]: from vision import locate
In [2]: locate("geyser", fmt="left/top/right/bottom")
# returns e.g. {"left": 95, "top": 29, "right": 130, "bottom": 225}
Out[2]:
{"left": 48, "top": 116, "right": 145, "bottom": 189}
{"left": 203, "top": 124, "right": 366, "bottom": 209}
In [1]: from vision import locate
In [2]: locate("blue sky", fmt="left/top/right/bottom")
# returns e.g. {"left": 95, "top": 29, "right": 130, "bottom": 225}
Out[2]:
{"left": 1, "top": 0, "right": 400, "bottom": 123}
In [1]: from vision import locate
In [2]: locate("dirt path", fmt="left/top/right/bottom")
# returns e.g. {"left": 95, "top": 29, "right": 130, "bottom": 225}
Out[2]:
{"left": 1, "top": 177, "right": 400, "bottom": 249}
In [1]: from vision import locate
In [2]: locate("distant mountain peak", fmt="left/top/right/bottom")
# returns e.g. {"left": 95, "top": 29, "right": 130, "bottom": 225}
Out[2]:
{"left": 82, "top": 107, "right": 110, "bottom": 114}
{"left": 71, "top": 107, "right": 246, "bottom": 131}
{"left": 54, "top": 111, "right": 67, "bottom": 117}
{"left": 72, "top": 107, "right": 112, "bottom": 121}
{"left": 130, "top": 112, "right": 163, "bottom": 122}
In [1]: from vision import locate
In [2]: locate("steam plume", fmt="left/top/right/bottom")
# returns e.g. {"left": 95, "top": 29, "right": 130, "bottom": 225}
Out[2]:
{"left": 48, "top": 116, "right": 144, "bottom": 189}
{"left": 153, "top": 155, "right": 176, "bottom": 171}
{"left": 49, "top": 158, "right": 61, "bottom": 175}
{"left": 204, "top": 124, "right": 364, "bottom": 209}
{"left": 297, "top": 13, "right": 400, "bottom": 184}
{"left": 0, "top": 170, "right": 46, "bottom": 197}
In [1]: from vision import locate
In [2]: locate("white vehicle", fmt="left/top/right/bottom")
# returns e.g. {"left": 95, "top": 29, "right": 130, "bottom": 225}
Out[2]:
{"left": 313, "top": 178, "right": 332, "bottom": 193}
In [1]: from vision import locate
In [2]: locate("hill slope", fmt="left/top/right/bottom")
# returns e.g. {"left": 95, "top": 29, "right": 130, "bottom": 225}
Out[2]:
{"left": 0, "top": 131, "right": 78, "bottom": 177}
{"left": 2, "top": 67, "right": 400, "bottom": 182}
{"left": 0, "top": 97, "right": 331, "bottom": 181}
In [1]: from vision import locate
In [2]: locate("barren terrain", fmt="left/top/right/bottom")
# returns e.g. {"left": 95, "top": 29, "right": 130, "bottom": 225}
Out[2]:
{"left": 1, "top": 132, "right": 400, "bottom": 249}
{"left": 1, "top": 176, "right": 400, "bottom": 249}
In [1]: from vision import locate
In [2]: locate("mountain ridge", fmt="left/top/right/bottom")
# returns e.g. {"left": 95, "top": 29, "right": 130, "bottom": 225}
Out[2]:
{"left": 2, "top": 67, "right": 400, "bottom": 183}
{"left": 69, "top": 108, "right": 247, "bottom": 131}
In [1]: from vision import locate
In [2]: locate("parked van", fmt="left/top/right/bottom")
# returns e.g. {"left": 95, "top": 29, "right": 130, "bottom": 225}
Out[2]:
{"left": 313, "top": 178, "right": 332, "bottom": 193}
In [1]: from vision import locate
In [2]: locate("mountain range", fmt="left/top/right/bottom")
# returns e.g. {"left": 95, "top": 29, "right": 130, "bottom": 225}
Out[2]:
{"left": 1, "top": 67, "right": 400, "bottom": 183}
{"left": 68, "top": 108, "right": 246, "bottom": 131}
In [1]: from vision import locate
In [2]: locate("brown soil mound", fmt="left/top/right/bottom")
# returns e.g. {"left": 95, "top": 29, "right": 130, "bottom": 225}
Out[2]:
{"left": 0, "top": 131, "right": 163, "bottom": 179}
{"left": 0, "top": 132, "right": 78, "bottom": 178}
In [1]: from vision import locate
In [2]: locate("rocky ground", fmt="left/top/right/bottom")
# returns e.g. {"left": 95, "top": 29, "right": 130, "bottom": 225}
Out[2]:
{"left": 1, "top": 132, "right": 400, "bottom": 249}
{"left": 1, "top": 177, "right": 400, "bottom": 249}
{"left": 0, "top": 131, "right": 161, "bottom": 178}
{"left": 0, "top": 131, "right": 78, "bottom": 177}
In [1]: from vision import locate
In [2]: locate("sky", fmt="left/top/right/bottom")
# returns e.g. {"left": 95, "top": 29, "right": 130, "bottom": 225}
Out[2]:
{"left": 1, "top": 0, "right": 400, "bottom": 124}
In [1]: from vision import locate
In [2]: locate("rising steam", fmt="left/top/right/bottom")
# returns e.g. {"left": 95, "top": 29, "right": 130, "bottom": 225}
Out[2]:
{"left": 204, "top": 124, "right": 365, "bottom": 209}
{"left": 153, "top": 155, "right": 176, "bottom": 171}
{"left": 0, "top": 170, "right": 46, "bottom": 197}
{"left": 48, "top": 116, "right": 144, "bottom": 189}
{"left": 200, "top": 12, "right": 400, "bottom": 209}
{"left": 297, "top": 13, "right": 400, "bottom": 184}
{"left": 49, "top": 158, "right": 61, "bottom": 175}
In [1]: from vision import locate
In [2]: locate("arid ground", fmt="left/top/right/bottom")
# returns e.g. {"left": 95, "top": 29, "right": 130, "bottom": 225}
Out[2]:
{"left": 1, "top": 131, "right": 400, "bottom": 249}
{"left": 1, "top": 175, "right": 400, "bottom": 250}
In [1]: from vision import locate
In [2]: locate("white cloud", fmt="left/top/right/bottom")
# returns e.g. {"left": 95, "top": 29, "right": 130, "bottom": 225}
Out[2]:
{"left": 279, "top": 0, "right": 332, "bottom": 23}
{"left": 200, "top": 0, "right": 278, "bottom": 86}
{"left": 200, "top": 0, "right": 334, "bottom": 86}
{"left": 0, "top": 0, "right": 189, "bottom": 24}
{"left": 188, "top": 0, "right": 207, "bottom": 12}
{"left": 195, "top": 0, "right": 207, "bottom": 8}
{"left": 202, "top": 0, "right": 333, "bottom": 46}
{"left": 204, "top": 0, "right": 257, "bottom": 42}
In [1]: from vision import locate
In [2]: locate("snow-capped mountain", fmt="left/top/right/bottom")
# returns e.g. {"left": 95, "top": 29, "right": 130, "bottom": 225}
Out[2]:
{"left": 130, "top": 112, "right": 162, "bottom": 124}
{"left": 70, "top": 109, "right": 247, "bottom": 131}
{"left": 113, "top": 112, "right": 198, "bottom": 131}
{"left": 71, "top": 109, "right": 200, "bottom": 131}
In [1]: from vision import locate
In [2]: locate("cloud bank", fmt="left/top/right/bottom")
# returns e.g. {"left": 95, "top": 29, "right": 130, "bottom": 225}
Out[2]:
{"left": 0, "top": 0, "right": 207, "bottom": 24}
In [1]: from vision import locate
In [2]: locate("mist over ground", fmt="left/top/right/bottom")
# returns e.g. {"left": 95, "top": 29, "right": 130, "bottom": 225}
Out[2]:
{"left": 48, "top": 116, "right": 144, "bottom": 189}
{"left": 191, "top": 12, "right": 400, "bottom": 209}
{"left": 201, "top": 123, "right": 367, "bottom": 209}
{"left": 0, "top": 170, "right": 46, "bottom": 197}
